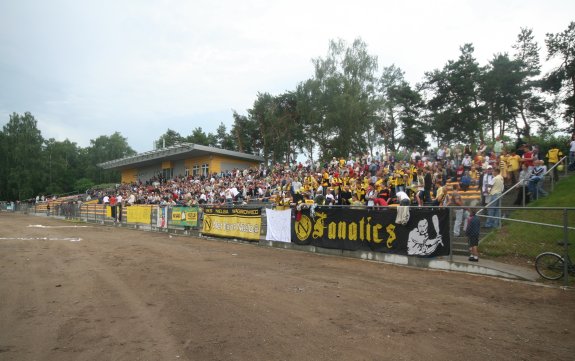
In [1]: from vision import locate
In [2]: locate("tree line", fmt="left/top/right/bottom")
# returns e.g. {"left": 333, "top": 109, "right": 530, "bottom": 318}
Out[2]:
{"left": 227, "top": 24, "right": 574, "bottom": 165}
{"left": 160, "top": 24, "right": 574, "bottom": 164}
{"left": 0, "top": 112, "right": 136, "bottom": 201}
{"left": 1, "top": 23, "right": 574, "bottom": 201}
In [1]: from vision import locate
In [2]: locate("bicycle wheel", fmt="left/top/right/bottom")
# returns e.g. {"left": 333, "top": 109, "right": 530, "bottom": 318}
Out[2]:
{"left": 535, "top": 252, "right": 565, "bottom": 280}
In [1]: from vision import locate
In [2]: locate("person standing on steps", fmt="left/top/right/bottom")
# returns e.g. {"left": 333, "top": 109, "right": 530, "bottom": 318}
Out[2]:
{"left": 450, "top": 184, "right": 467, "bottom": 237}
{"left": 485, "top": 168, "right": 504, "bottom": 228}
{"left": 466, "top": 208, "right": 481, "bottom": 262}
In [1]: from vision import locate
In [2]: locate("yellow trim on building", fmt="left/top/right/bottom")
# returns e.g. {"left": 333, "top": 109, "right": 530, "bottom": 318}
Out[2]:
{"left": 119, "top": 155, "right": 260, "bottom": 184}
{"left": 121, "top": 169, "right": 138, "bottom": 184}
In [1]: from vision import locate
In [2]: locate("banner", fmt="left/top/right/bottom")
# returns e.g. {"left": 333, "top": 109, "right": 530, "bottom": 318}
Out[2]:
{"left": 157, "top": 206, "right": 168, "bottom": 228}
{"left": 171, "top": 206, "right": 199, "bottom": 227}
{"left": 265, "top": 209, "right": 292, "bottom": 243}
{"left": 126, "top": 205, "right": 152, "bottom": 224}
{"left": 292, "top": 207, "right": 450, "bottom": 257}
{"left": 202, "top": 207, "right": 262, "bottom": 241}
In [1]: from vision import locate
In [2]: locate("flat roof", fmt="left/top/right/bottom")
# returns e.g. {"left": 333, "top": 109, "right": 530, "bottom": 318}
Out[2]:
{"left": 98, "top": 143, "right": 264, "bottom": 170}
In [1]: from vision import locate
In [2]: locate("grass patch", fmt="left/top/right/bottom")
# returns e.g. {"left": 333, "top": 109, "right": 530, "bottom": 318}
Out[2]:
{"left": 480, "top": 173, "right": 575, "bottom": 261}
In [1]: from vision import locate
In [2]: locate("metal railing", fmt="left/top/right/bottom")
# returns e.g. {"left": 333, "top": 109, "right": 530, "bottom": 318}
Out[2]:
{"left": 4, "top": 196, "right": 574, "bottom": 284}
{"left": 478, "top": 155, "right": 568, "bottom": 218}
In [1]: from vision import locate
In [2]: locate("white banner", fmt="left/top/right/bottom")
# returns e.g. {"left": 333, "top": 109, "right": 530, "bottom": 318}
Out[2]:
{"left": 157, "top": 206, "right": 168, "bottom": 228}
{"left": 265, "top": 209, "right": 292, "bottom": 243}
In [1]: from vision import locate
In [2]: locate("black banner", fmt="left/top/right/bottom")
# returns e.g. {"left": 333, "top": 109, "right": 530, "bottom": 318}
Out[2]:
{"left": 291, "top": 207, "right": 451, "bottom": 257}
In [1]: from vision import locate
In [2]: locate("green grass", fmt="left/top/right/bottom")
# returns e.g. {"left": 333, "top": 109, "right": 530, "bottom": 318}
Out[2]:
{"left": 480, "top": 173, "right": 575, "bottom": 261}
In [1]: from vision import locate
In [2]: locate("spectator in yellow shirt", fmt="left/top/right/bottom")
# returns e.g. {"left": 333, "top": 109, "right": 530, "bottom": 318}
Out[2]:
{"left": 545, "top": 144, "right": 563, "bottom": 183}
{"left": 507, "top": 150, "right": 521, "bottom": 185}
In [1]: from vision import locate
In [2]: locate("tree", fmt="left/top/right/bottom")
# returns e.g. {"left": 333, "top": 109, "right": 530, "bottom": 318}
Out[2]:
{"left": 43, "top": 138, "right": 82, "bottom": 195}
{"left": 480, "top": 54, "right": 523, "bottom": 140}
{"left": 185, "top": 127, "right": 210, "bottom": 145}
{"left": 0, "top": 112, "right": 44, "bottom": 200}
{"left": 83, "top": 132, "right": 136, "bottom": 184}
{"left": 249, "top": 92, "right": 275, "bottom": 164}
{"left": 215, "top": 122, "right": 234, "bottom": 150}
{"left": 295, "top": 80, "right": 323, "bottom": 164}
{"left": 271, "top": 91, "right": 303, "bottom": 164}
{"left": 155, "top": 129, "right": 184, "bottom": 148}
{"left": 307, "top": 38, "right": 380, "bottom": 160}
{"left": 377, "top": 65, "right": 402, "bottom": 152}
{"left": 231, "top": 111, "right": 258, "bottom": 154}
{"left": 245, "top": 91, "right": 303, "bottom": 164}
{"left": 544, "top": 21, "right": 575, "bottom": 132}
{"left": 74, "top": 178, "right": 95, "bottom": 194}
{"left": 391, "top": 83, "right": 428, "bottom": 151}
{"left": 424, "top": 44, "right": 485, "bottom": 145}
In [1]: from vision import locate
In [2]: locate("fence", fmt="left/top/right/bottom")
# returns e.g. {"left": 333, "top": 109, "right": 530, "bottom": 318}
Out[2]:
{"left": 3, "top": 199, "right": 573, "bottom": 284}
{"left": 477, "top": 206, "right": 575, "bottom": 286}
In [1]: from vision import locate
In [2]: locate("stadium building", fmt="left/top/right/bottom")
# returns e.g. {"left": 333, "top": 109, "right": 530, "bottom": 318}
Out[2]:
{"left": 98, "top": 143, "right": 264, "bottom": 184}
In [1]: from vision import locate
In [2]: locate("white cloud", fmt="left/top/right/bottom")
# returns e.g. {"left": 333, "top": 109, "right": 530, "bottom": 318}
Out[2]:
{"left": 1, "top": 0, "right": 574, "bottom": 152}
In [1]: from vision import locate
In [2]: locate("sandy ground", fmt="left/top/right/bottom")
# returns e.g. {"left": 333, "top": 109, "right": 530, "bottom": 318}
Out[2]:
{"left": 0, "top": 212, "right": 573, "bottom": 361}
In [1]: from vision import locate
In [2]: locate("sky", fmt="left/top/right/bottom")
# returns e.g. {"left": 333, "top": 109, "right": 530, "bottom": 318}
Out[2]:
{"left": 0, "top": 0, "right": 573, "bottom": 153}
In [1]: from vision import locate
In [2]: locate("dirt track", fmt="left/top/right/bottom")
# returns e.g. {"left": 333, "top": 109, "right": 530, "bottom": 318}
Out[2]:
{"left": 0, "top": 212, "right": 573, "bottom": 361}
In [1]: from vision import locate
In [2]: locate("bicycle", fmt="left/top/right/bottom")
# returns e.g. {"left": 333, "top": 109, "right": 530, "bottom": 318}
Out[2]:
{"left": 535, "top": 243, "right": 574, "bottom": 280}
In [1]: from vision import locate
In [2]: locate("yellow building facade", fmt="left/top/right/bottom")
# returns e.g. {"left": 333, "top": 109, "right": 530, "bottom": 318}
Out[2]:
{"left": 98, "top": 143, "right": 263, "bottom": 184}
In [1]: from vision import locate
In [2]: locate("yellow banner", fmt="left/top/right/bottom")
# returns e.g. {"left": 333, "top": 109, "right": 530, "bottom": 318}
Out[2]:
{"left": 127, "top": 206, "right": 152, "bottom": 224}
{"left": 202, "top": 213, "right": 261, "bottom": 241}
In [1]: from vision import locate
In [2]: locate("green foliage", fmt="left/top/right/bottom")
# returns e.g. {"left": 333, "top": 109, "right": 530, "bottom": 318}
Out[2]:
{"left": 2, "top": 26, "right": 574, "bottom": 199}
{"left": 511, "top": 27, "right": 549, "bottom": 139}
{"left": 523, "top": 134, "right": 571, "bottom": 162}
{"left": 379, "top": 65, "right": 427, "bottom": 151}
{"left": 43, "top": 138, "right": 83, "bottom": 195}
{"left": 303, "top": 38, "right": 380, "bottom": 161}
{"left": 481, "top": 53, "right": 523, "bottom": 139}
{"left": 480, "top": 174, "right": 575, "bottom": 261}
{"left": 231, "top": 111, "right": 258, "bottom": 154}
{"left": 83, "top": 132, "right": 136, "bottom": 185}
{"left": 424, "top": 44, "right": 485, "bottom": 144}
{"left": 156, "top": 129, "right": 184, "bottom": 148}
{"left": 0, "top": 112, "right": 44, "bottom": 200}
{"left": 74, "top": 178, "right": 95, "bottom": 193}
{"left": 544, "top": 21, "right": 575, "bottom": 132}
{"left": 185, "top": 127, "right": 210, "bottom": 146}
{"left": 215, "top": 122, "right": 235, "bottom": 150}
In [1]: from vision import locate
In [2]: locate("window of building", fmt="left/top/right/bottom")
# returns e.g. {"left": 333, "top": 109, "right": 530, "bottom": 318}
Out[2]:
{"left": 162, "top": 168, "right": 173, "bottom": 180}
{"left": 201, "top": 164, "right": 209, "bottom": 176}
{"left": 192, "top": 165, "right": 200, "bottom": 176}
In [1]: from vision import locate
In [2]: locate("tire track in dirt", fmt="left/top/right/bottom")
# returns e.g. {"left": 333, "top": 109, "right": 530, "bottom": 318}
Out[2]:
{"left": 1, "top": 213, "right": 574, "bottom": 360}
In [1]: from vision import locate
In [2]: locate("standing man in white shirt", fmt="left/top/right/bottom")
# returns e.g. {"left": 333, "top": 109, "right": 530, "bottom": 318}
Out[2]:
{"left": 485, "top": 168, "right": 504, "bottom": 228}
{"left": 569, "top": 134, "right": 575, "bottom": 166}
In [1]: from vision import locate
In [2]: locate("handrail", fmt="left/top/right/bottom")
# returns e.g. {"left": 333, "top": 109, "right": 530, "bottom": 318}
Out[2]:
{"left": 478, "top": 155, "right": 568, "bottom": 215}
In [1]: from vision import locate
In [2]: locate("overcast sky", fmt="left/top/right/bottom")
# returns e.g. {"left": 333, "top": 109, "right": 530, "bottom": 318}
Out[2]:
{"left": 1, "top": 0, "right": 573, "bottom": 153}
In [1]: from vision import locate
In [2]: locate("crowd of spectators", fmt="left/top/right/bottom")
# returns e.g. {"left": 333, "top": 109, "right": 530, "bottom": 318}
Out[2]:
{"left": 83, "top": 138, "right": 568, "bottom": 210}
